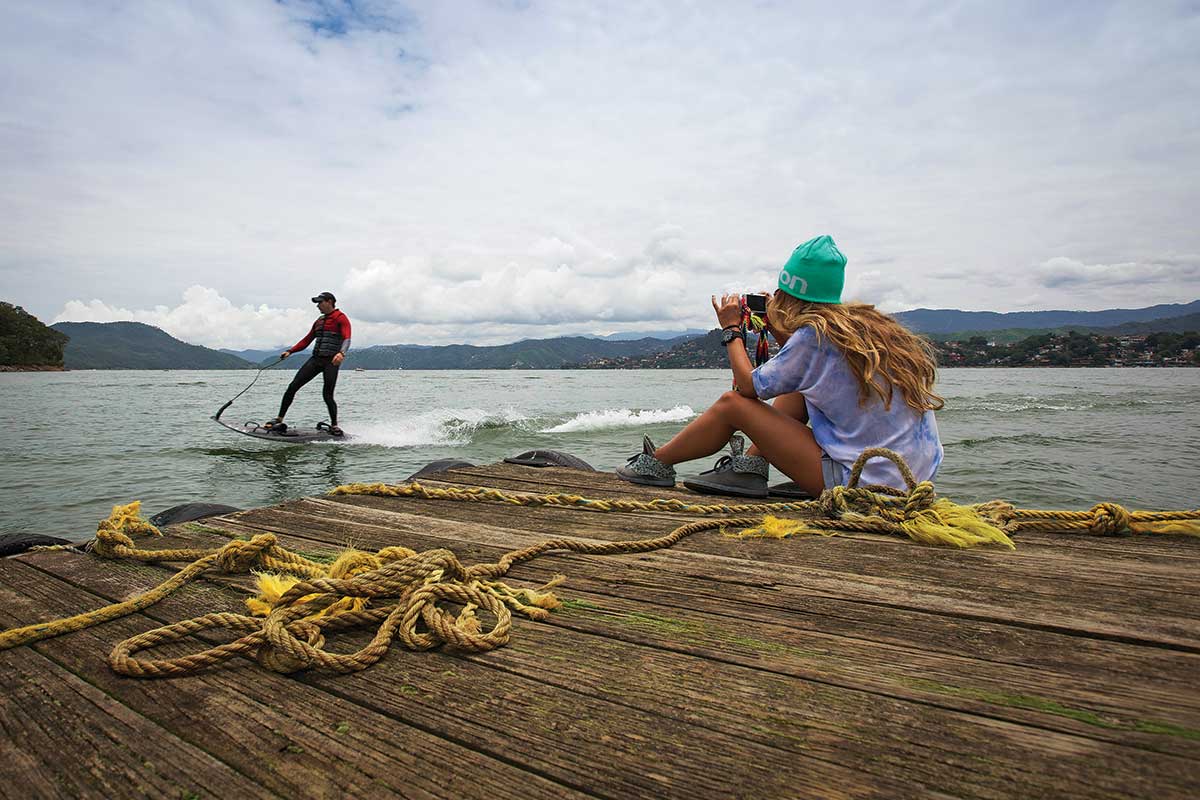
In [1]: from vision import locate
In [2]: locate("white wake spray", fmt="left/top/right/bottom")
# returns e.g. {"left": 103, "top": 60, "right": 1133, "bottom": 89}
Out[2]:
{"left": 335, "top": 407, "right": 535, "bottom": 447}
{"left": 540, "top": 405, "right": 695, "bottom": 433}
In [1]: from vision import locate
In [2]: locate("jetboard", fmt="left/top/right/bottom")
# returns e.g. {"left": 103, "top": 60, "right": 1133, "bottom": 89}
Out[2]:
{"left": 213, "top": 400, "right": 348, "bottom": 443}
{"left": 215, "top": 418, "right": 348, "bottom": 443}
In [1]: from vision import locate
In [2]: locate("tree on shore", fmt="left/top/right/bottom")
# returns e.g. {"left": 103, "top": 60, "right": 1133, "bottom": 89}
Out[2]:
{"left": 0, "top": 302, "right": 69, "bottom": 367}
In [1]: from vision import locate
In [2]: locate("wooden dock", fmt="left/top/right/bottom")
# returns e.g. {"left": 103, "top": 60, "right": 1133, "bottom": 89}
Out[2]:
{"left": 2, "top": 462, "right": 1198, "bottom": 799}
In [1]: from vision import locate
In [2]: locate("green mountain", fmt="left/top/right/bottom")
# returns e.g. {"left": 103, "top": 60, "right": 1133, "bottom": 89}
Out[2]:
{"left": 0, "top": 302, "right": 69, "bottom": 369}
{"left": 1096, "top": 312, "right": 1200, "bottom": 335}
{"left": 344, "top": 335, "right": 694, "bottom": 369}
{"left": 64, "top": 328, "right": 693, "bottom": 370}
{"left": 573, "top": 329, "right": 774, "bottom": 369}
{"left": 925, "top": 312, "right": 1200, "bottom": 343}
{"left": 937, "top": 329, "right": 1198, "bottom": 367}
{"left": 225, "top": 335, "right": 698, "bottom": 370}
{"left": 50, "top": 321, "right": 256, "bottom": 369}
{"left": 219, "top": 348, "right": 289, "bottom": 366}
{"left": 894, "top": 300, "right": 1200, "bottom": 334}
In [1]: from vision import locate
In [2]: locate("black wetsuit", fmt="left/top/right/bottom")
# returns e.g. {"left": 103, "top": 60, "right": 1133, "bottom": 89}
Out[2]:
{"left": 278, "top": 355, "right": 341, "bottom": 425}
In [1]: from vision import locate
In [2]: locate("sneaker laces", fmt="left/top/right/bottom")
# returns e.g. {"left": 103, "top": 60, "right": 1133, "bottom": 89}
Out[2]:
{"left": 700, "top": 455, "right": 733, "bottom": 475}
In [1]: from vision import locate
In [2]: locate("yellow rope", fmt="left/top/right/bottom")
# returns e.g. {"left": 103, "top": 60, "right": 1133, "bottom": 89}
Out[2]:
{"left": 2, "top": 448, "right": 1196, "bottom": 679}
{"left": 1006, "top": 504, "right": 1200, "bottom": 536}
{"left": 332, "top": 447, "right": 1199, "bottom": 541}
{"left": 0, "top": 499, "right": 748, "bottom": 676}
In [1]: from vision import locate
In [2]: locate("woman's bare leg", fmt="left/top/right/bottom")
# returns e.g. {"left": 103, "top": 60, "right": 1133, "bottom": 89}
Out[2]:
{"left": 746, "top": 392, "right": 808, "bottom": 458}
{"left": 653, "top": 391, "right": 826, "bottom": 495}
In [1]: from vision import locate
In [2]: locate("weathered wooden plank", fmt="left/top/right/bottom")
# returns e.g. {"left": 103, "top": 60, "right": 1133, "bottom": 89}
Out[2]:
{"left": 308, "top": 633, "right": 1197, "bottom": 800}
{"left": 167, "top": 509, "right": 1200, "bottom": 683}
{"left": 0, "top": 639, "right": 279, "bottom": 800}
{"left": 12, "top": 533, "right": 1200, "bottom": 799}
{"left": 360, "top": 474, "right": 1200, "bottom": 578}
{"left": 1001, "top": 529, "right": 1200, "bottom": 562}
{"left": 221, "top": 497, "right": 1200, "bottom": 651}
{"left": 7, "top": 461, "right": 1196, "bottom": 800}
{"left": 0, "top": 558, "right": 596, "bottom": 800}
{"left": 7, "top": 553, "right": 924, "bottom": 800}
{"left": 471, "top": 618, "right": 1199, "bottom": 799}
{"left": 59, "top": 508, "right": 1200, "bottom": 750}
{"left": 320, "top": 471, "right": 1200, "bottom": 588}
{"left": 189, "top": 501, "right": 1200, "bottom": 739}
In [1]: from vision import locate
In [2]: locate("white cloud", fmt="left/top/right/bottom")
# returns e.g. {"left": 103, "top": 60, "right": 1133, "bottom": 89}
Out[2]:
{"left": 1033, "top": 256, "right": 1200, "bottom": 288}
{"left": 846, "top": 269, "right": 932, "bottom": 313}
{"left": 1017, "top": 256, "right": 1200, "bottom": 309}
{"left": 52, "top": 286, "right": 315, "bottom": 350}
{"left": 5, "top": 1, "right": 1200, "bottom": 326}
{"left": 51, "top": 229, "right": 784, "bottom": 346}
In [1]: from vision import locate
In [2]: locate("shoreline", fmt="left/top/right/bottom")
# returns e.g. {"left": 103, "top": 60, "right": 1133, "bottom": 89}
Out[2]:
{"left": 2, "top": 364, "right": 1195, "bottom": 372}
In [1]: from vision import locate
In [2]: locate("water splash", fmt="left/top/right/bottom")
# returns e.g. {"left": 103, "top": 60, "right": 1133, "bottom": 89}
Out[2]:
{"left": 339, "top": 407, "right": 536, "bottom": 448}
{"left": 541, "top": 405, "right": 695, "bottom": 433}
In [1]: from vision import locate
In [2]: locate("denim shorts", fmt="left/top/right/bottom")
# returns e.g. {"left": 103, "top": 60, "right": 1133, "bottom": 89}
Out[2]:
{"left": 821, "top": 454, "right": 849, "bottom": 489}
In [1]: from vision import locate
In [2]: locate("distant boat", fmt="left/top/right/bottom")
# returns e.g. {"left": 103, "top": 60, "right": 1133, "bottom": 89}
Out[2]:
{"left": 354, "top": 367, "right": 365, "bottom": 372}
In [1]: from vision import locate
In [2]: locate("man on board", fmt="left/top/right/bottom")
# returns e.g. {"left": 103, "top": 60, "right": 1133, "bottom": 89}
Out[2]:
{"left": 264, "top": 291, "right": 351, "bottom": 436}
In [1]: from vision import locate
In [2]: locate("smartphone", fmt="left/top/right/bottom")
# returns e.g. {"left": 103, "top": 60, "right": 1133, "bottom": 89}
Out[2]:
{"left": 744, "top": 294, "right": 768, "bottom": 315}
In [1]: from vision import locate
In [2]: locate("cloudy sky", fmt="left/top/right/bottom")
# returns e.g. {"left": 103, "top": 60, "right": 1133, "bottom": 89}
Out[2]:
{"left": 2, "top": 1, "right": 1198, "bottom": 348}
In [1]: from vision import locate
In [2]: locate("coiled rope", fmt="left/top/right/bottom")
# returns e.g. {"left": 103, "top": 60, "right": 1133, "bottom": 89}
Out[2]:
{"left": 1, "top": 449, "right": 1195, "bottom": 678}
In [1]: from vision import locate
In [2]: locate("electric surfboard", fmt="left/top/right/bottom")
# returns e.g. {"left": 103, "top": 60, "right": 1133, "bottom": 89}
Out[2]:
{"left": 216, "top": 419, "right": 349, "bottom": 443}
{"left": 213, "top": 400, "right": 349, "bottom": 443}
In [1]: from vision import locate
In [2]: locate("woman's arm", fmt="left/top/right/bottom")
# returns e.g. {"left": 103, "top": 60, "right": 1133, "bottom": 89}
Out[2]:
{"left": 727, "top": 336, "right": 757, "bottom": 398}
{"left": 712, "top": 294, "right": 758, "bottom": 398}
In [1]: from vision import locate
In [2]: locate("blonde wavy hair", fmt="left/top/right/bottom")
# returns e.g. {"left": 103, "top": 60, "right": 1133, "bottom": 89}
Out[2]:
{"left": 766, "top": 293, "right": 944, "bottom": 412}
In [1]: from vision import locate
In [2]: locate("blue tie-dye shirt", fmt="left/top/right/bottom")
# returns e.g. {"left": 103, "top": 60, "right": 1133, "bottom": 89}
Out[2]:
{"left": 750, "top": 326, "right": 943, "bottom": 488}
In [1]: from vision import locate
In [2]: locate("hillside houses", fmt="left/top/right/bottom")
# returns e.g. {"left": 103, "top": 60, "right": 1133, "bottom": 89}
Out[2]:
{"left": 937, "top": 332, "right": 1199, "bottom": 368}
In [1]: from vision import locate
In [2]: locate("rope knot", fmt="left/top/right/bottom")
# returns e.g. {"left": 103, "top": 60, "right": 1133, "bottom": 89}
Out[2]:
{"left": 88, "top": 500, "right": 161, "bottom": 558}
{"left": 819, "top": 486, "right": 850, "bottom": 517}
{"left": 89, "top": 531, "right": 135, "bottom": 558}
{"left": 216, "top": 535, "right": 276, "bottom": 573}
{"left": 1089, "top": 502, "right": 1132, "bottom": 536}
{"left": 398, "top": 583, "right": 512, "bottom": 653}
{"left": 257, "top": 614, "right": 325, "bottom": 674}
{"left": 973, "top": 500, "right": 1017, "bottom": 526}
{"left": 904, "top": 481, "right": 937, "bottom": 519}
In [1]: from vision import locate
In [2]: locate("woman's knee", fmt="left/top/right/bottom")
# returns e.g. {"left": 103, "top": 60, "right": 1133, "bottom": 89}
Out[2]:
{"left": 715, "top": 390, "right": 746, "bottom": 407}
{"left": 713, "top": 390, "right": 756, "bottom": 418}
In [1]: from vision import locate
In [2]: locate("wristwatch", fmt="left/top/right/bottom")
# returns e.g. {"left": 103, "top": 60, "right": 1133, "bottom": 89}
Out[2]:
{"left": 721, "top": 327, "right": 746, "bottom": 346}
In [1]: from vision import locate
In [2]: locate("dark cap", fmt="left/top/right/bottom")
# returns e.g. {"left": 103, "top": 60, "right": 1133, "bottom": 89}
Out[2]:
{"left": 311, "top": 292, "right": 336, "bottom": 304}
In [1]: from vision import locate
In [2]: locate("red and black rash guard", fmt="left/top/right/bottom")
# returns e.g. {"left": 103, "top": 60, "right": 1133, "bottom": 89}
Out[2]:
{"left": 289, "top": 308, "right": 352, "bottom": 358}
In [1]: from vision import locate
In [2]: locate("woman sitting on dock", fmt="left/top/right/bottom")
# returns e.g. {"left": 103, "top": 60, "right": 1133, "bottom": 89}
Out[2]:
{"left": 616, "top": 235, "right": 944, "bottom": 498}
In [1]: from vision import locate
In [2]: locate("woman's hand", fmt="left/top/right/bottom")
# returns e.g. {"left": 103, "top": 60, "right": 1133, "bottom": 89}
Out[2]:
{"left": 712, "top": 294, "right": 743, "bottom": 329}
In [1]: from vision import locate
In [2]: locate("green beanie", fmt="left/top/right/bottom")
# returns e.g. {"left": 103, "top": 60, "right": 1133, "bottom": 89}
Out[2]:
{"left": 777, "top": 235, "right": 846, "bottom": 304}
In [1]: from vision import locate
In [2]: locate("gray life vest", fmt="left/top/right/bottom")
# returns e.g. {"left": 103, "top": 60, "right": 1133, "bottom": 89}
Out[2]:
{"left": 312, "top": 316, "right": 344, "bottom": 358}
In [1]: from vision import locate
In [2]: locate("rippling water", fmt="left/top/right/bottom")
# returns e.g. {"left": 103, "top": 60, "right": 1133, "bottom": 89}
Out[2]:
{"left": 1, "top": 368, "right": 1197, "bottom": 541}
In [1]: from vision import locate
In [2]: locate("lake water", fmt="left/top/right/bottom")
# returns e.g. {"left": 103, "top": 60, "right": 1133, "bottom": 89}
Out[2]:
{"left": 1, "top": 368, "right": 1197, "bottom": 541}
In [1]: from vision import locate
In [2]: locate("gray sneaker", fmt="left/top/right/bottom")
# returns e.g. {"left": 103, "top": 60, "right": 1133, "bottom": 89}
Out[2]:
{"left": 616, "top": 435, "right": 677, "bottom": 487}
{"left": 683, "top": 435, "right": 769, "bottom": 498}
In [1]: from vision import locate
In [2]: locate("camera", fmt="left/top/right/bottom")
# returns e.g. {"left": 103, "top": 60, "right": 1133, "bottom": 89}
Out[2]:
{"left": 743, "top": 293, "right": 768, "bottom": 315}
